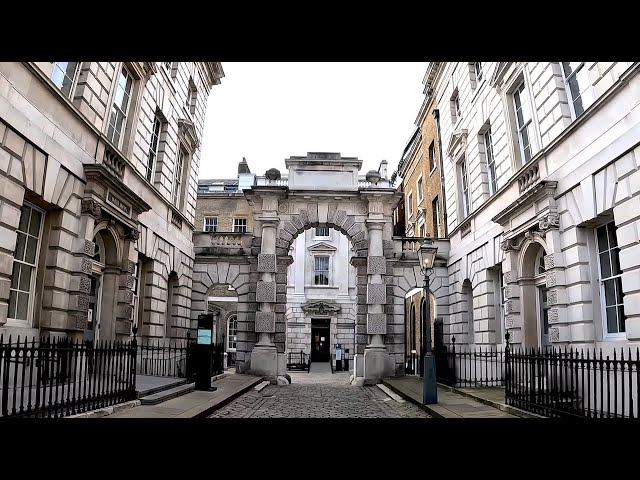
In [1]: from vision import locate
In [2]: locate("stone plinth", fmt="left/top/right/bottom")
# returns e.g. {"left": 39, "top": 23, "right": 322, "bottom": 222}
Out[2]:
{"left": 250, "top": 345, "right": 279, "bottom": 379}
{"left": 363, "top": 348, "right": 395, "bottom": 385}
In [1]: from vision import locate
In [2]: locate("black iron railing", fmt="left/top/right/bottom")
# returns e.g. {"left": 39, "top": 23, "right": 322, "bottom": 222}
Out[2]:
{"left": 286, "top": 351, "right": 310, "bottom": 372}
{"left": 136, "top": 338, "right": 189, "bottom": 378}
{"left": 505, "top": 341, "right": 640, "bottom": 418}
{"left": 435, "top": 337, "right": 506, "bottom": 387}
{"left": 0, "top": 335, "right": 136, "bottom": 419}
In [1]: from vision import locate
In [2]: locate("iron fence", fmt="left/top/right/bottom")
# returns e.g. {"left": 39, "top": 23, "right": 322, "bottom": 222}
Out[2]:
{"left": 136, "top": 337, "right": 189, "bottom": 378}
{"left": 0, "top": 335, "right": 136, "bottom": 419}
{"left": 505, "top": 340, "right": 640, "bottom": 418}
{"left": 435, "top": 337, "right": 506, "bottom": 387}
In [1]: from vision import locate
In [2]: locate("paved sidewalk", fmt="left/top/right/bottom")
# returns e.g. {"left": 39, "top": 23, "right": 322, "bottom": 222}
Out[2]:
{"left": 383, "top": 376, "right": 520, "bottom": 418}
{"left": 107, "top": 374, "right": 262, "bottom": 418}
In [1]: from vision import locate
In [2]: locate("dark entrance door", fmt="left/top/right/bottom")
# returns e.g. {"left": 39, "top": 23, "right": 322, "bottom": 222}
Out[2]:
{"left": 311, "top": 318, "right": 330, "bottom": 362}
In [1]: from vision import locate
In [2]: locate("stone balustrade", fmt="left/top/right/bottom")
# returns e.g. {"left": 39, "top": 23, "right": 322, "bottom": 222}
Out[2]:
{"left": 517, "top": 160, "right": 540, "bottom": 193}
{"left": 102, "top": 145, "right": 126, "bottom": 180}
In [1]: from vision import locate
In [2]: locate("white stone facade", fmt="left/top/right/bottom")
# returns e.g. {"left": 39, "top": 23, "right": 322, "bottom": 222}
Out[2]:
{"left": 426, "top": 61, "right": 640, "bottom": 351}
{"left": 0, "top": 62, "right": 223, "bottom": 343}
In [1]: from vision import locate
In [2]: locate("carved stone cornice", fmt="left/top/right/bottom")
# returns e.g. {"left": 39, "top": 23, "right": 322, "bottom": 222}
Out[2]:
{"left": 538, "top": 212, "right": 560, "bottom": 231}
{"left": 301, "top": 301, "right": 341, "bottom": 316}
{"left": 501, "top": 229, "right": 546, "bottom": 251}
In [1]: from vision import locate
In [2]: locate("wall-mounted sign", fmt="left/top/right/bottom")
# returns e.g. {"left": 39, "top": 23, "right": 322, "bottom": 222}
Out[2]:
{"left": 107, "top": 191, "right": 131, "bottom": 216}
{"left": 197, "top": 329, "right": 212, "bottom": 345}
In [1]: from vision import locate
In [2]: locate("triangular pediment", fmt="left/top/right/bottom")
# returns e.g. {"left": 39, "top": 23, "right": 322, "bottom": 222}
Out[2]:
{"left": 178, "top": 118, "right": 200, "bottom": 151}
{"left": 308, "top": 241, "right": 337, "bottom": 252}
{"left": 447, "top": 129, "right": 468, "bottom": 160}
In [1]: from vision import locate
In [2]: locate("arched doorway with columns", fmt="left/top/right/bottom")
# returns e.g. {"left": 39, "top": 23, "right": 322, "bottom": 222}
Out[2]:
{"left": 519, "top": 239, "right": 551, "bottom": 349}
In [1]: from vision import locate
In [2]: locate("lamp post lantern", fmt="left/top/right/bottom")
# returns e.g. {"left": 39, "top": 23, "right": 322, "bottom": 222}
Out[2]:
{"left": 417, "top": 238, "right": 438, "bottom": 405}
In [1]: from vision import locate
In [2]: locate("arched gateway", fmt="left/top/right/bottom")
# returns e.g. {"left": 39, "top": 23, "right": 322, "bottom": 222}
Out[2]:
{"left": 192, "top": 153, "right": 449, "bottom": 384}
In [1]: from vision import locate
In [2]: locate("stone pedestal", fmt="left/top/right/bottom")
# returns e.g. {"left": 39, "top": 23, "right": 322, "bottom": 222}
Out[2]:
{"left": 250, "top": 345, "right": 279, "bottom": 378}
{"left": 363, "top": 347, "right": 394, "bottom": 385}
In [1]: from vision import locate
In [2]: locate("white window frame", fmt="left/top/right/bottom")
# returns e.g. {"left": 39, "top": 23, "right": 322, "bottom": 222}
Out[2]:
{"left": 7, "top": 202, "right": 45, "bottom": 327}
{"left": 233, "top": 218, "right": 247, "bottom": 233}
{"left": 483, "top": 128, "right": 497, "bottom": 195}
{"left": 50, "top": 62, "right": 80, "bottom": 98}
{"left": 416, "top": 174, "right": 424, "bottom": 205}
{"left": 107, "top": 65, "right": 134, "bottom": 149}
{"left": 451, "top": 90, "right": 461, "bottom": 124}
{"left": 172, "top": 147, "right": 186, "bottom": 207}
{"left": 418, "top": 221, "right": 425, "bottom": 238}
{"left": 432, "top": 196, "right": 440, "bottom": 238}
{"left": 146, "top": 114, "right": 162, "bottom": 183}
{"left": 595, "top": 221, "right": 626, "bottom": 339}
{"left": 560, "top": 62, "right": 590, "bottom": 120}
{"left": 227, "top": 314, "right": 237, "bottom": 352}
{"left": 204, "top": 217, "right": 218, "bottom": 232}
{"left": 313, "top": 255, "right": 330, "bottom": 286}
{"left": 458, "top": 155, "right": 471, "bottom": 219}
{"left": 512, "top": 80, "right": 535, "bottom": 164}
{"left": 315, "top": 227, "right": 330, "bottom": 238}
{"left": 407, "top": 191, "right": 413, "bottom": 219}
{"left": 428, "top": 141, "right": 436, "bottom": 175}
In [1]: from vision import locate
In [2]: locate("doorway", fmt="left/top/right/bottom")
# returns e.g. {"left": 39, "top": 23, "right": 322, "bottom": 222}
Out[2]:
{"left": 84, "top": 273, "right": 102, "bottom": 346}
{"left": 311, "top": 317, "right": 330, "bottom": 362}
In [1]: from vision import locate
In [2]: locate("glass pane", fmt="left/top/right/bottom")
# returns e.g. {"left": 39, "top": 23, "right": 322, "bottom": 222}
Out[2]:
{"left": 9, "top": 289, "right": 17, "bottom": 318}
{"left": 113, "top": 84, "right": 125, "bottom": 110}
{"left": 603, "top": 278, "right": 615, "bottom": 306}
{"left": 606, "top": 307, "right": 618, "bottom": 334}
{"left": 15, "top": 232, "right": 26, "bottom": 262}
{"left": 596, "top": 225, "right": 608, "bottom": 252}
{"left": 19, "top": 264, "right": 32, "bottom": 292}
{"left": 615, "top": 276, "right": 624, "bottom": 305}
{"left": 16, "top": 291, "right": 29, "bottom": 321}
{"left": 114, "top": 111, "right": 125, "bottom": 134}
{"left": 11, "top": 262, "right": 20, "bottom": 289}
{"left": 610, "top": 248, "right": 621, "bottom": 276}
{"left": 599, "top": 252, "right": 611, "bottom": 278}
{"left": 18, "top": 205, "right": 30, "bottom": 232}
{"left": 607, "top": 223, "right": 617, "bottom": 248}
{"left": 562, "top": 62, "right": 582, "bottom": 77}
{"left": 51, "top": 65, "right": 65, "bottom": 88}
{"left": 618, "top": 306, "right": 626, "bottom": 333}
{"left": 25, "top": 236, "right": 38, "bottom": 264}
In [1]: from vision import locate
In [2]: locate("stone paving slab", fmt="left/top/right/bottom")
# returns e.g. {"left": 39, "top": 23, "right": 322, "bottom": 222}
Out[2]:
{"left": 383, "top": 376, "right": 520, "bottom": 418}
{"left": 108, "top": 374, "right": 262, "bottom": 418}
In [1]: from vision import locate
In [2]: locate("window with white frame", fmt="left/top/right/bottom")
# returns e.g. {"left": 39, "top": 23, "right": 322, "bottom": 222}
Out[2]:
{"left": 432, "top": 196, "right": 440, "bottom": 237}
{"left": 227, "top": 314, "right": 237, "bottom": 351}
{"left": 474, "top": 62, "right": 483, "bottom": 82}
{"left": 418, "top": 223, "right": 425, "bottom": 237}
{"left": 187, "top": 79, "right": 197, "bottom": 115}
{"left": 483, "top": 128, "right": 497, "bottom": 195}
{"left": 416, "top": 176, "right": 423, "bottom": 204}
{"left": 596, "top": 222, "right": 626, "bottom": 336}
{"left": 561, "top": 62, "right": 593, "bottom": 119}
{"left": 458, "top": 156, "right": 471, "bottom": 219}
{"left": 407, "top": 191, "right": 413, "bottom": 219}
{"left": 146, "top": 114, "right": 163, "bottom": 182}
{"left": 513, "top": 81, "right": 535, "bottom": 164}
{"left": 233, "top": 218, "right": 247, "bottom": 233}
{"left": 172, "top": 148, "right": 185, "bottom": 207}
{"left": 107, "top": 66, "right": 134, "bottom": 148}
{"left": 428, "top": 141, "right": 436, "bottom": 173}
{"left": 9, "top": 203, "right": 45, "bottom": 324}
{"left": 315, "top": 227, "right": 329, "bottom": 237}
{"left": 451, "top": 90, "right": 461, "bottom": 123}
{"left": 50, "top": 62, "right": 79, "bottom": 98}
{"left": 314, "top": 255, "right": 330, "bottom": 286}
{"left": 204, "top": 217, "right": 218, "bottom": 232}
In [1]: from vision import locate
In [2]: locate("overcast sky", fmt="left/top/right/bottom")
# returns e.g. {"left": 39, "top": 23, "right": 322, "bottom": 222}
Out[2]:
{"left": 198, "top": 62, "right": 428, "bottom": 180}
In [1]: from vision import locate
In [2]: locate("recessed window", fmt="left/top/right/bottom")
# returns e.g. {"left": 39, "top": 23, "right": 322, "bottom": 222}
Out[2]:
{"left": 451, "top": 90, "right": 461, "bottom": 123}
{"left": 432, "top": 196, "right": 440, "bottom": 237}
{"left": 561, "top": 62, "right": 593, "bottom": 119}
{"left": 314, "top": 255, "right": 330, "bottom": 286}
{"left": 458, "top": 156, "right": 470, "bottom": 219}
{"left": 315, "top": 227, "right": 329, "bottom": 237}
{"left": 107, "top": 66, "right": 134, "bottom": 148}
{"left": 50, "top": 62, "right": 79, "bottom": 98}
{"left": 419, "top": 223, "right": 425, "bottom": 237}
{"left": 416, "top": 176, "right": 423, "bottom": 204}
{"left": 227, "top": 314, "right": 237, "bottom": 351}
{"left": 172, "top": 148, "right": 185, "bottom": 207}
{"left": 9, "top": 203, "right": 45, "bottom": 324}
{"left": 187, "top": 78, "right": 197, "bottom": 115}
{"left": 146, "top": 115, "right": 163, "bottom": 182}
{"left": 513, "top": 81, "right": 535, "bottom": 164}
{"left": 204, "top": 217, "right": 218, "bottom": 232}
{"left": 428, "top": 141, "right": 436, "bottom": 173}
{"left": 407, "top": 192, "right": 413, "bottom": 218}
{"left": 596, "top": 222, "right": 626, "bottom": 336}
{"left": 483, "top": 128, "right": 497, "bottom": 195}
{"left": 474, "top": 62, "right": 483, "bottom": 82}
{"left": 233, "top": 218, "right": 247, "bottom": 233}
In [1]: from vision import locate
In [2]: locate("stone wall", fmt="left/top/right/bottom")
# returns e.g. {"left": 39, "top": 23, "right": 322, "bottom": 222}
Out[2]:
{"left": 194, "top": 193, "right": 254, "bottom": 232}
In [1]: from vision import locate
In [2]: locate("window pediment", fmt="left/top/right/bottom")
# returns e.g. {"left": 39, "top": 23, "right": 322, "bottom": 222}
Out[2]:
{"left": 447, "top": 129, "right": 468, "bottom": 161}
{"left": 178, "top": 117, "right": 199, "bottom": 151}
{"left": 308, "top": 241, "right": 337, "bottom": 253}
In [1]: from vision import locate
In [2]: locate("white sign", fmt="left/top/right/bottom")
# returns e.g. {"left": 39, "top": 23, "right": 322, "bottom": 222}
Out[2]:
{"left": 336, "top": 348, "right": 342, "bottom": 361}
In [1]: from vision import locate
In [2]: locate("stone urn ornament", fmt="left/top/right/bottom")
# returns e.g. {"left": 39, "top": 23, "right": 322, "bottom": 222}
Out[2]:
{"left": 365, "top": 170, "right": 381, "bottom": 185}
{"left": 265, "top": 168, "right": 281, "bottom": 181}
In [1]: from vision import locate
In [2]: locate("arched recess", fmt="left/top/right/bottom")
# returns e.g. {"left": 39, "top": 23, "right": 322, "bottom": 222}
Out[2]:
{"left": 166, "top": 271, "right": 179, "bottom": 338}
{"left": 462, "top": 279, "right": 474, "bottom": 345}
{"left": 519, "top": 238, "right": 550, "bottom": 348}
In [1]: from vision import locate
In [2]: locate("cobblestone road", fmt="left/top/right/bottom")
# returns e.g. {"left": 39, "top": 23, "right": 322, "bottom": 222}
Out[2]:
{"left": 209, "top": 370, "right": 431, "bottom": 418}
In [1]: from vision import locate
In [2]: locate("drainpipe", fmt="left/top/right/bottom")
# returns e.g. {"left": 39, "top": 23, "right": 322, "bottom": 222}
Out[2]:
{"left": 433, "top": 109, "right": 448, "bottom": 238}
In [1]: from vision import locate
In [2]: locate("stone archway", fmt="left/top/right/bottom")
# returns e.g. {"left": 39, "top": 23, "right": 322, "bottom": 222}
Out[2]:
{"left": 519, "top": 239, "right": 549, "bottom": 349}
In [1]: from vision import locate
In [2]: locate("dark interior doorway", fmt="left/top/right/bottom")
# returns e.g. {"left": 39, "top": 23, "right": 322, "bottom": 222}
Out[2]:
{"left": 311, "top": 317, "right": 330, "bottom": 362}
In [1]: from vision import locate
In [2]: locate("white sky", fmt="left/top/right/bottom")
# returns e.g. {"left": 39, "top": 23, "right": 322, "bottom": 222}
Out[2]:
{"left": 198, "top": 62, "right": 429, "bottom": 180}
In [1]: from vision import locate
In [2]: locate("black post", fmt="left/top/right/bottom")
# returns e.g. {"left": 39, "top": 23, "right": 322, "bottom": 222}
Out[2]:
{"left": 423, "top": 271, "right": 437, "bottom": 405}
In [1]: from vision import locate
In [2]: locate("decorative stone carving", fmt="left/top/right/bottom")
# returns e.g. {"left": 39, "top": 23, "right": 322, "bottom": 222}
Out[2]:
{"left": 265, "top": 168, "right": 281, "bottom": 180}
{"left": 121, "top": 304, "right": 133, "bottom": 319}
{"left": 366, "top": 284, "right": 387, "bottom": 305}
{"left": 298, "top": 209, "right": 309, "bottom": 226}
{"left": 546, "top": 272, "right": 557, "bottom": 287}
{"left": 544, "top": 254, "right": 555, "bottom": 270}
{"left": 538, "top": 213, "right": 560, "bottom": 231}
{"left": 84, "top": 240, "right": 95, "bottom": 256}
{"left": 81, "top": 199, "right": 101, "bottom": 217}
{"left": 547, "top": 289, "right": 558, "bottom": 306}
{"left": 79, "top": 276, "right": 91, "bottom": 293}
{"left": 504, "top": 285, "right": 512, "bottom": 299}
{"left": 505, "top": 315, "right": 514, "bottom": 328}
{"left": 283, "top": 222, "right": 297, "bottom": 236}
{"left": 81, "top": 258, "right": 92, "bottom": 274}
{"left": 77, "top": 295, "right": 90, "bottom": 311}
{"left": 357, "top": 204, "right": 367, "bottom": 215}
{"left": 124, "top": 290, "right": 133, "bottom": 303}
{"left": 302, "top": 301, "right": 341, "bottom": 316}
{"left": 125, "top": 274, "right": 135, "bottom": 289}
{"left": 278, "top": 203, "right": 289, "bottom": 213}
{"left": 549, "top": 327, "right": 559, "bottom": 342}
{"left": 460, "top": 220, "right": 471, "bottom": 238}
{"left": 257, "top": 253, "right": 277, "bottom": 273}
{"left": 504, "top": 271, "right": 512, "bottom": 283}
{"left": 504, "top": 300, "right": 514, "bottom": 315}
{"left": 548, "top": 308, "right": 559, "bottom": 324}
{"left": 334, "top": 210, "right": 347, "bottom": 227}
{"left": 367, "top": 256, "right": 387, "bottom": 274}
{"left": 367, "top": 313, "right": 387, "bottom": 334}
{"left": 125, "top": 228, "right": 140, "bottom": 241}
{"left": 307, "top": 204, "right": 318, "bottom": 223}
{"left": 256, "top": 281, "right": 277, "bottom": 302}
{"left": 75, "top": 313, "right": 88, "bottom": 330}
{"left": 255, "top": 311, "right": 276, "bottom": 332}
{"left": 291, "top": 215, "right": 304, "bottom": 230}
{"left": 342, "top": 216, "right": 355, "bottom": 232}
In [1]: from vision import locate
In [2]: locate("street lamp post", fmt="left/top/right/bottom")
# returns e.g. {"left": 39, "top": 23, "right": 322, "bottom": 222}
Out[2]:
{"left": 418, "top": 238, "right": 438, "bottom": 405}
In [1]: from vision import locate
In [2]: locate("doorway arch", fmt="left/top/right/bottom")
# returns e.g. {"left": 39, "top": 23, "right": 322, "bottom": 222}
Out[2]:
{"left": 520, "top": 240, "right": 550, "bottom": 348}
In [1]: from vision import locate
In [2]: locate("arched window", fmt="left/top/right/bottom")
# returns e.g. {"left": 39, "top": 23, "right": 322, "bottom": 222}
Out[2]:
{"left": 410, "top": 304, "right": 416, "bottom": 351}
{"left": 227, "top": 314, "right": 237, "bottom": 351}
{"left": 92, "top": 234, "right": 105, "bottom": 266}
